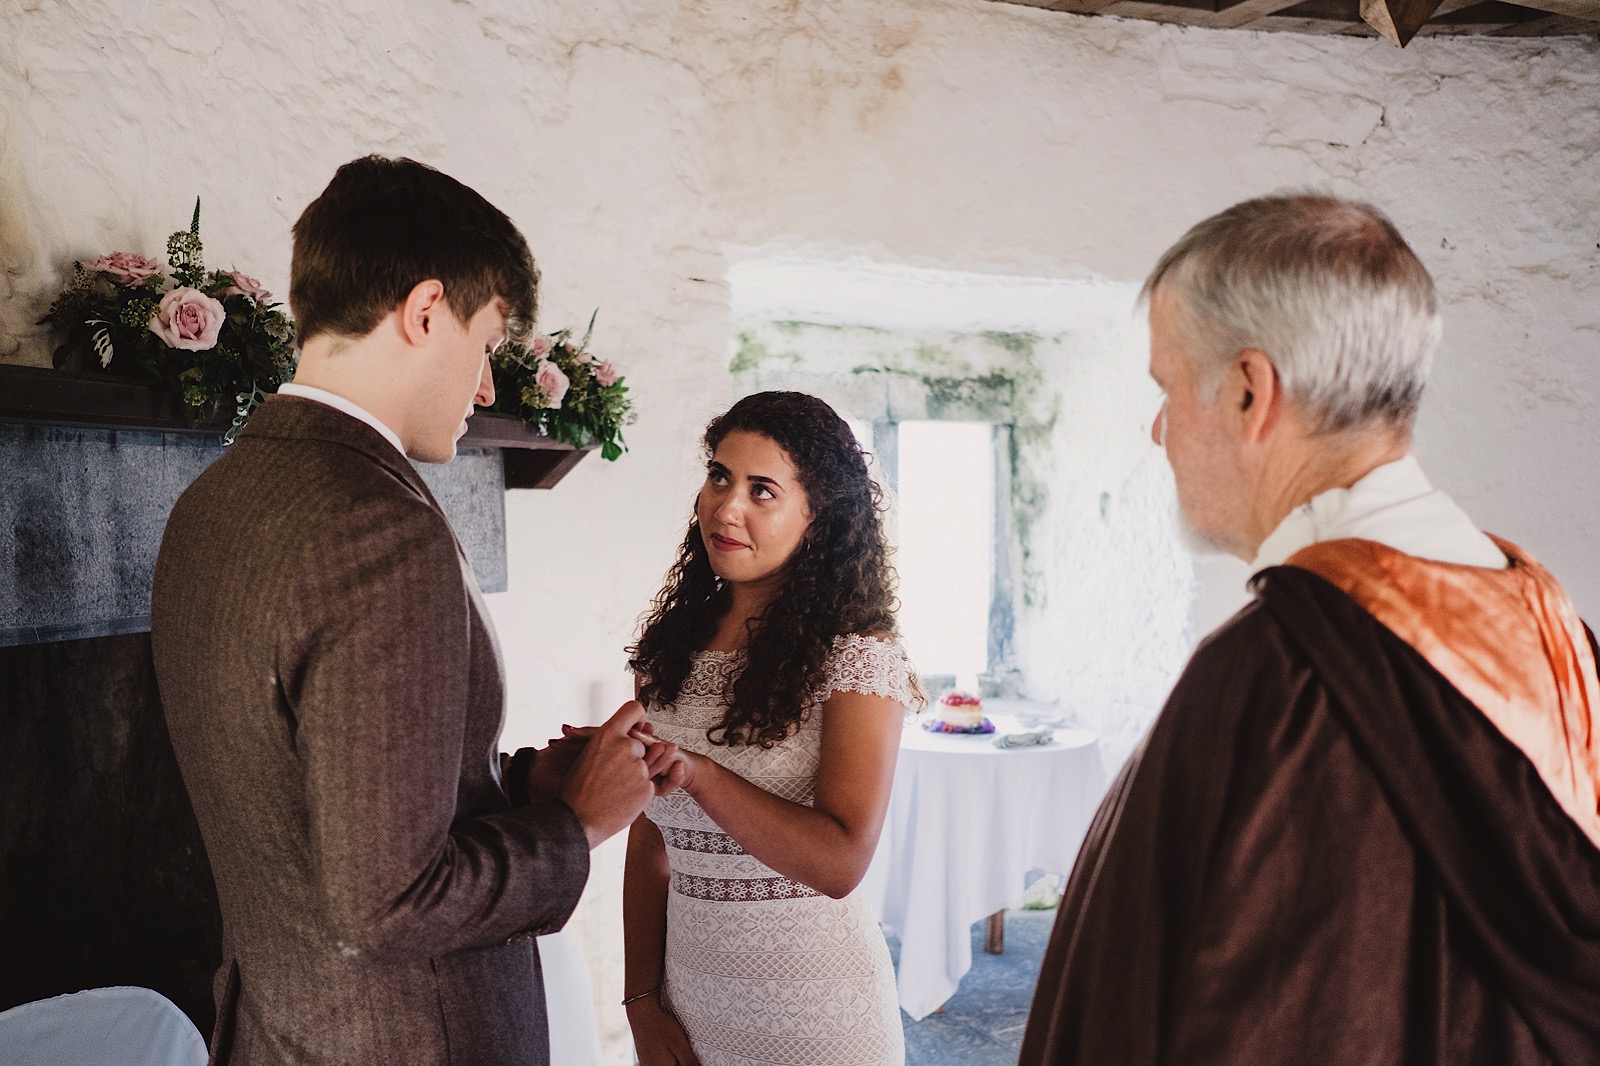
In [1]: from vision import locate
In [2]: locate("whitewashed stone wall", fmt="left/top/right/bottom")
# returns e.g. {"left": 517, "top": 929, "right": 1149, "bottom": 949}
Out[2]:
{"left": 5, "top": 1, "right": 1596, "bottom": 1059}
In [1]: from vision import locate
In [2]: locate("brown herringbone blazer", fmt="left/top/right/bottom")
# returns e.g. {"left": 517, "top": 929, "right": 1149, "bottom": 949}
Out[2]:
{"left": 151, "top": 396, "right": 589, "bottom": 1065}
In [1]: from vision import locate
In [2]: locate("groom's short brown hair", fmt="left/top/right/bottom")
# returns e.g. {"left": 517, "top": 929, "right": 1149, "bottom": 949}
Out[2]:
{"left": 290, "top": 155, "right": 539, "bottom": 347}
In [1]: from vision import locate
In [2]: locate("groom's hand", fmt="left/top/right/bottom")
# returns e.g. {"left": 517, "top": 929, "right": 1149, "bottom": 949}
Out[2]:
{"left": 560, "top": 701, "right": 659, "bottom": 848}
{"left": 543, "top": 724, "right": 684, "bottom": 786}
{"left": 524, "top": 734, "right": 587, "bottom": 801}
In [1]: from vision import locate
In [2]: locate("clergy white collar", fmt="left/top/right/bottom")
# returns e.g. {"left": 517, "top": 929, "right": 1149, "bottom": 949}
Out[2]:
{"left": 276, "top": 383, "right": 407, "bottom": 459}
{"left": 1250, "top": 454, "right": 1507, "bottom": 574}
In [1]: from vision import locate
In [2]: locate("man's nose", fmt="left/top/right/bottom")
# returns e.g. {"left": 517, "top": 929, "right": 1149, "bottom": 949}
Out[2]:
{"left": 476, "top": 356, "right": 496, "bottom": 408}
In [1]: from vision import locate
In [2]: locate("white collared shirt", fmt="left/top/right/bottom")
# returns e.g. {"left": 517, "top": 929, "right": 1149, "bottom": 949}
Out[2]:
{"left": 1250, "top": 455, "right": 1507, "bottom": 574}
{"left": 276, "top": 383, "right": 407, "bottom": 459}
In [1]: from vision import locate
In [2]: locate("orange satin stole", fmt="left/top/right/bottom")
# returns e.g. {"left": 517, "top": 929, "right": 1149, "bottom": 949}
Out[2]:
{"left": 1288, "top": 535, "right": 1600, "bottom": 849}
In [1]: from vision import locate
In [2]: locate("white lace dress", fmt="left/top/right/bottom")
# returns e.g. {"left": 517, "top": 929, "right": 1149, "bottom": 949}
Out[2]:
{"left": 642, "top": 634, "right": 917, "bottom": 1066}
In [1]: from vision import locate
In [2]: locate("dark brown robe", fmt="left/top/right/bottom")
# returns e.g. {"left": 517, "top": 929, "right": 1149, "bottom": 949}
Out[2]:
{"left": 1018, "top": 551, "right": 1600, "bottom": 1066}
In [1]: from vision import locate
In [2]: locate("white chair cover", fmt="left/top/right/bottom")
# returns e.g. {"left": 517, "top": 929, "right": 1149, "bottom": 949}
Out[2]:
{"left": 0, "top": 985, "right": 206, "bottom": 1056}
{"left": 1, "top": 958, "right": 604, "bottom": 1065}
{"left": 539, "top": 929, "right": 604, "bottom": 1066}
{"left": 0, "top": 986, "right": 207, "bottom": 1066}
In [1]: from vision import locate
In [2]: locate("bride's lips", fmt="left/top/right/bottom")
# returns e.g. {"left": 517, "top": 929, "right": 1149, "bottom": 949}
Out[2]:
{"left": 709, "top": 533, "right": 748, "bottom": 551}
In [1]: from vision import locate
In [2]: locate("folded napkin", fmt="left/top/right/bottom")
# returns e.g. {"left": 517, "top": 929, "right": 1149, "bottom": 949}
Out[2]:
{"left": 993, "top": 729, "right": 1053, "bottom": 749}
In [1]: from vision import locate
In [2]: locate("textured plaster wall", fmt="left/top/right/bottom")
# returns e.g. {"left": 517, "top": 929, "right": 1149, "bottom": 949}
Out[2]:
{"left": 4, "top": 1, "right": 1597, "bottom": 1057}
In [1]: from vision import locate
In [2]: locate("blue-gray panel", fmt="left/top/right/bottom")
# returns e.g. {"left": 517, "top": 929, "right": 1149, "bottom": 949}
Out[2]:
{"left": 415, "top": 448, "right": 508, "bottom": 593}
{"left": 0, "top": 423, "right": 507, "bottom": 646}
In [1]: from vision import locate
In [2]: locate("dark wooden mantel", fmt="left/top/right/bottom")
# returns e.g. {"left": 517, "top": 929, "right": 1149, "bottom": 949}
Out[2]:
{"left": 0, "top": 363, "right": 594, "bottom": 490}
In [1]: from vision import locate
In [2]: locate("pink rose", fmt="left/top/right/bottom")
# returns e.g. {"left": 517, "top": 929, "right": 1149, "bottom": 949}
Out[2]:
{"left": 222, "top": 269, "right": 271, "bottom": 302}
{"left": 594, "top": 360, "right": 619, "bottom": 387}
{"left": 531, "top": 335, "right": 553, "bottom": 357}
{"left": 149, "top": 287, "right": 226, "bottom": 351}
{"left": 87, "top": 251, "right": 163, "bottom": 286}
{"left": 535, "top": 359, "right": 570, "bottom": 409}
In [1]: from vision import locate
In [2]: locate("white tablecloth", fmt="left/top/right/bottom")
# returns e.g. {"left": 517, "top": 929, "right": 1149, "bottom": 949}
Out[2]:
{"left": 862, "top": 708, "right": 1106, "bottom": 1020}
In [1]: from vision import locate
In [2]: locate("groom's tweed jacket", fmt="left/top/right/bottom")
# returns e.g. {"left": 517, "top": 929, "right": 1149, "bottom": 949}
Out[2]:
{"left": 152, "top": 396, "right": 588, "bottom": 1066}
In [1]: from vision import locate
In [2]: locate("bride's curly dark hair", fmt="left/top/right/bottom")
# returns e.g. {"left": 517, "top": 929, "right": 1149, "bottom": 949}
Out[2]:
{"left": 628, "top": 391, "right": 901, "bottom": 748}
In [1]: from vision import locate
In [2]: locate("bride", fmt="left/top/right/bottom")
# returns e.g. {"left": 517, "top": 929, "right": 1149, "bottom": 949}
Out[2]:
{"left": 622, "top": 390, "right": 921, "bottom": 1066}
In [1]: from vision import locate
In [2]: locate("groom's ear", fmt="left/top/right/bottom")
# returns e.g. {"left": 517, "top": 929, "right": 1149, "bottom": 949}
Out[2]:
{"left": 399, "top": 279, "right": 447, "bottom": 347}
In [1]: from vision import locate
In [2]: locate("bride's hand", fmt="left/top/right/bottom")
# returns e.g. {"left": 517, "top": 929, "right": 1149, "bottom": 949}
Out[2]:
{"left": 626, "top": 998, "right": 700, "bottom": 1066}
{"left": 633, "top": 730, "right": 693, "bottom": 796}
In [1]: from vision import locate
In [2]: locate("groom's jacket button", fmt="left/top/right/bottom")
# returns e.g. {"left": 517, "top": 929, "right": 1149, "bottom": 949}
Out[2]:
{"left": 506, "top": 926, "right": 549, "bottom": 943}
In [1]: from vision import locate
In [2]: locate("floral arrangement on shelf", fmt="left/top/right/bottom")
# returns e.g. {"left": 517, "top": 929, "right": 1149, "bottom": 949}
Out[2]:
{"left": 490, "top": 311, "right": 633, "bottom": 461}
{"left": 40, "top": 198, "right": 296, "bottom": 443}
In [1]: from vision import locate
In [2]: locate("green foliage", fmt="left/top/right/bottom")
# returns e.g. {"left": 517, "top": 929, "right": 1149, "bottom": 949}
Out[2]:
{"left": 39, "top": 197, "right": 297, "bottom": 444}
{"left": 923, "top": 370, "right": 1014, "bottom": 420}
{"left": 490, "top": 310, "right": 635, "bottom": 462}
{"left": 729, "top": 332, "right": 768, "bottom": 374}
{"left": 979, "top": 330, "right": 1040, "bottom": 358}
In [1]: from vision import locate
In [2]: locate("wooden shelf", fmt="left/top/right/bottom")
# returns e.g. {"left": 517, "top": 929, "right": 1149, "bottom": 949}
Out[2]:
{"left": 0, "top": 363, "right": 227, "bottom": 433}
{"left": 463, "top": 412, "right": 597, "bottom": 489}
{"left": 0, "top": 364, "right": 593, "bottom": 489}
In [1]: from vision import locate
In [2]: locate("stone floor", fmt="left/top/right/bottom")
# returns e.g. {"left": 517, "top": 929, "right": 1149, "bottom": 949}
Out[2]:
{"left": 888, "top": 907, "right": 1055, "bottom": 1065}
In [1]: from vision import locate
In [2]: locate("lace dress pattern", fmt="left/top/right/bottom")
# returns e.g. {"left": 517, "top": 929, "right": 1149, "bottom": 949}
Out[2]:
{"left": 642, "top": 635, "right": 918, "bottom": 1066}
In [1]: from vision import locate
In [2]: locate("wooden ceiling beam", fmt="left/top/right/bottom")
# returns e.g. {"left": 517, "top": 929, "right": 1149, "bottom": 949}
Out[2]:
{"left": 1198, "top": 0, "right": 1320, "bottom": 29}
{"left": 1092, "top": 0, "right": 1226, "bottom": 25}
{"left": 982, "top": 0, "right": 1598, "bottom": 33}
{"left": 1362, "top": 0, "right": 1447, "bottom": 42}
{"left": 1412, "top": 17, "right": 1519, "bottom": 32}
{"left": 994, "top": 0, "right": 1126, "bottom": 13}
{"left": 1488, "top": 0, "right": 1600, "bottom": 18}
{"left": 1490, "top": 10, "right": 1600, "bottom": 28}
{"left": 1248, "top": 14, "right": 1381, "bottom": 30}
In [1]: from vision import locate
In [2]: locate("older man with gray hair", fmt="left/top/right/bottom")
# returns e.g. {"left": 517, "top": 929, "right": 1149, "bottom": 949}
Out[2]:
{"left": 1020, "top": 194, "right": 1600, "bottom": 1065}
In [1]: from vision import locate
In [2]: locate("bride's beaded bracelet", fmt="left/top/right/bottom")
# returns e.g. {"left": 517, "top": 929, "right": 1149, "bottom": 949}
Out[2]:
{"left": 621, "top": 987, "right": 660, "bottom": 1007}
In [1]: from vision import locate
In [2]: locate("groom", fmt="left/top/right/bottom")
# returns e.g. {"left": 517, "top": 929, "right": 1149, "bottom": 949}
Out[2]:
{"left": 152, "top": 156, "right": 669, "bottom": 1065}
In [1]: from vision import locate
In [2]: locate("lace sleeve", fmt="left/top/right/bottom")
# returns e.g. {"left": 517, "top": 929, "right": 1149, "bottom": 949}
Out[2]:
{"left": 817, "top": 634, "right": 925, "bottom": 709}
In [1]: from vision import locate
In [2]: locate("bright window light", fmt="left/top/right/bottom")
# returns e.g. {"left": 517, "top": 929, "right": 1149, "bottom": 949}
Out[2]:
{"left": 893, "top": 421, "right": 994, "bottom": 682}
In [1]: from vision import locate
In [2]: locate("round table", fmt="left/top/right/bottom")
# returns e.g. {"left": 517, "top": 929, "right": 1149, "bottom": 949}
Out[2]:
{"left": 861, "top": 708, "right": 1106, "bottom": 1020}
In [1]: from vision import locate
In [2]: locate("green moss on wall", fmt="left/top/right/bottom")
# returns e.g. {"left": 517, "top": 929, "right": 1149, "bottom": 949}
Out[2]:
{"left": 922, "top": 371, "right": 1012, "bottom": 419}
{"left": 730, "top": 331, "right": 801, "bottom": 374}
{"left": 1009, "top": 417, "right": 1056, "bottom": 609}
{"left": 980, "top": 331, "right": 1040, "bottom": 359}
